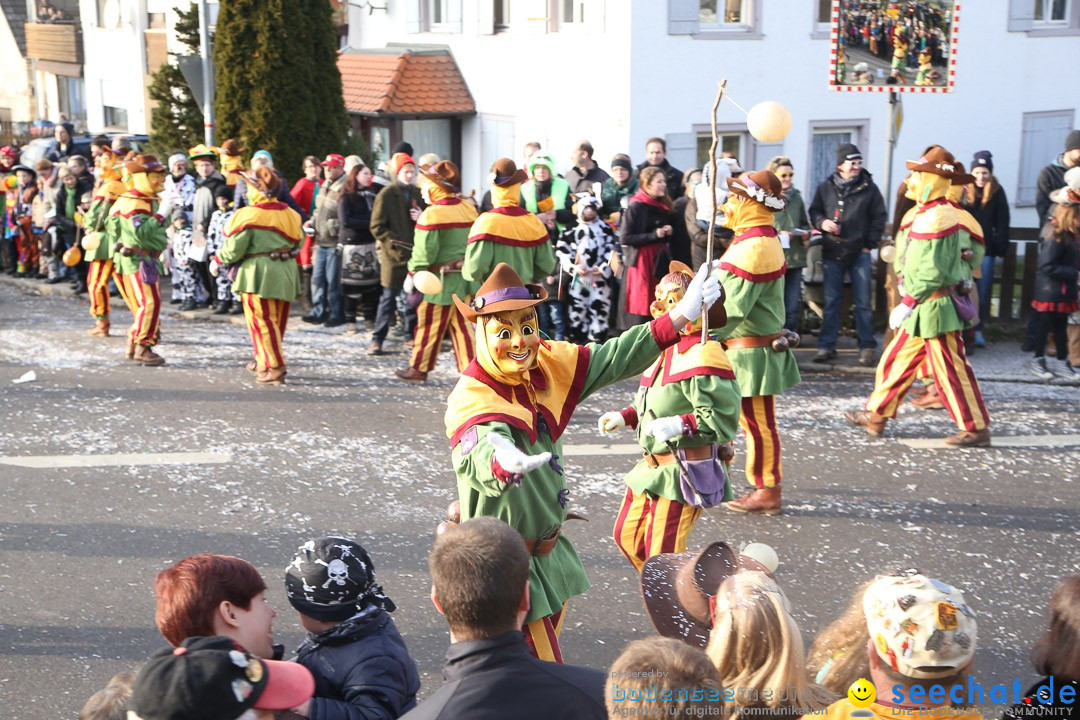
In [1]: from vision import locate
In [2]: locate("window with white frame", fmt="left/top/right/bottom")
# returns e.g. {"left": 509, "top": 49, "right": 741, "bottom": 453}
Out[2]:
{"left": 430, "top": 0, "right": 449, "bottom": 26}
{"left": 1017, "top": 110, "right": 1075, "bottom": 207}
{"left": 699, "top": 0, "right": 752, "bottom": 28}
{"left": 561, "top": 0, "right": 584, "bottom": 23}
{"left": 494, "top": 0, "right": 510, "bottom": 30}
{"left": 696, "top": 132, "right": 747, "bottom": 170}
{"left": 1034, "top": 0, "right": 1071, "bottom": 24}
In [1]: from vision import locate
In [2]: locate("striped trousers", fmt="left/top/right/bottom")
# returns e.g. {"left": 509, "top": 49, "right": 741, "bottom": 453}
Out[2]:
{"left": 613, "top": 486, "right": 702, "bottom": 572}
{"left": 523, "top": 601, "right": 569, "bottom": 663}
{"left": 87, "top": 259, "right": 113, "bottom": 319}
{"left": 119, "top": 274, "right": 161, "bottom": 347}
{"left": 242, "top": 294, "right": 290, "bottom": 370}
{"left": 739, "top": 395, "right": 782, "bottom": 489}
{"left": 866, "top": 329, "right": 990, "bottom": 432}
{"left": 409, "top": 300, "right": 474, "bottom": 373}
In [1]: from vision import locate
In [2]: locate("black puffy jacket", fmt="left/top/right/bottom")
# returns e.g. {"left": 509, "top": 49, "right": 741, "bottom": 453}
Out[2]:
{"left": 808, "top": 169, "right": 887, "bottom": 261}
{"left": 961, "top": 180, "right": 1011, "bottom": 257}
{"left": 294, "top": 609, "right": 420, "bottom": 720}
{"left": 1033, "top": 234, "right": 1079, "bottom": 305}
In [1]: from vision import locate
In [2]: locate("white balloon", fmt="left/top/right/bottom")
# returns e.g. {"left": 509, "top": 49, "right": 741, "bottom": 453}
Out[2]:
{"left": 413, "top": 270, "right": 444, "bottom": 295}
{"left": 741, "top": 542, "right": 779, "bottom": 573}
{"left": 747, "top": 101, "right": 792, "bottom": 143}
{"left": 880, "top": 245, "right": 896, "bottom": 264}
{"left": 81, "top": 231, "right": 102, "bottom": 252}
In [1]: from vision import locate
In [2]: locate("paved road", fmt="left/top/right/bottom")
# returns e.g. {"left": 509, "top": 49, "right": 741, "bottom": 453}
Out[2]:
{"left": 1, "top": 281, "right": 1078, "bottom": 718}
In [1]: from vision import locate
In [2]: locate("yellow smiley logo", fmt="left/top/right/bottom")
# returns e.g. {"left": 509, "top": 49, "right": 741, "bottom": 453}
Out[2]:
{"left": 848, "top": 678, "right": 876, "bottom": 708}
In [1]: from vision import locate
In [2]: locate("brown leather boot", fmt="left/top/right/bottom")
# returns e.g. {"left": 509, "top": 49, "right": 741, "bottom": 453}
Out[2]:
{"left": 126, "top": 335, "right": 136, "bottom": 359}
{"left": 910, "top": 385, "right": 944, "bottom": 410}
{"left": 944, "top": 427, "right": 991, "bottom": 448}
{"left": 245, "top": 360, "right": 261, "bottom": 375}
{"left": 727, "top": 487, "right": 782, "bottom": 515}
{"left": 908, "top": 384, "right": 930, "bottom": 398}
{"left": 132, "top": 344, "right": 166, "bottom": 366}
{"left": 844, "top": 409, "right": 887, "bottom": 437}
{"left": 395, "top": 367, "right": 428, "bottom": 383}
{"left": 257, "top": 366, "right": 287, "bottom": 385}
{"left": 87, "top": 319, "right": 110, "bottom": 337}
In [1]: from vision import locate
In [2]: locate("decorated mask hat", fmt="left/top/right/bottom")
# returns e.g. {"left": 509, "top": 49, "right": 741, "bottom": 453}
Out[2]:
{"left": 650, "top": 261, "right": 727, "bottom": 332}
{"left": 574, "top": 192, "right": 601, "bottom": 222}
{"left": 862, "top": 572, "right": 977, "bottom": 680}
{"left": 125, "top": 154, "right": 165, "bottom": 195}
{"left": 240, "top": 166, "right": 280, "bottom": 205}
{"left": 129, "top": 636, "right": 314, "bottom": 720}
{"left": 453, "top": 263, "right": 547, "bottom": 378}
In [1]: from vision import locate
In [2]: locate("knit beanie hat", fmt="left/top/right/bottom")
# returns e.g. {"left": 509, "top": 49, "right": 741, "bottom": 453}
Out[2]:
{"left": 971, "top": 150, "right": 993, "bottom": 173}
{"left": 391, "top": 141, "right": 414, "bottom": 157}
{"left": 836, "top": 143, "right": 863, "bottom": 166}
{"left": 252, "top": 149, "right": 274, "bottom": 166}
{"left": 1066, "top": 130, "right": 1080, "bottom": 153}
{"left": 168, "top": 153, "right": 188, "bottom": 172}
{"left": 611, "top": 154, "right": 633, "bottom": 172}
{"left": 285, "top": 537, "right": 395, "bottom": 622}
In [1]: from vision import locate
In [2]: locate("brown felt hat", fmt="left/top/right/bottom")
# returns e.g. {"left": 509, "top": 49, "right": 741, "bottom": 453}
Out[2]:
{"left": 452, "top": 262, "right": 547, "bottom": 323}
{"left": 906, "top": 147, "right": 974, "bottom": 184}
{"left": 124, "top": 154, "right": 165, "bottom": 175}
{"left": 490, "top": 158, "right": 528, "bottom": 188}
{"left": 726, "top": 170, "right": 786, "bottom": 213}
{"left": 219, "top": 139, "right": 244, "bottom": 157}
{"left": 661, "top": 261, "right": 727, "bottom": 330}
{"left": 949, "top": 161, "right": 975, "bottom": 186}
{"left": 641, "top": 541, "right": 740, "bottom": 649}
{"left": 421, "top": 160, "right": 462, "bottom": 193}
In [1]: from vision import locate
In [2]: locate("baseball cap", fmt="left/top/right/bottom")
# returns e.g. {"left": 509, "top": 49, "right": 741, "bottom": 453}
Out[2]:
{"left": 129, "top": 636, "right": 314, "bottom": 720}
{"left": 320, "top": 153, "right": 345, "bottom": 168}
{"left": 862, "top": 572, "right": 977, "bottom": 680}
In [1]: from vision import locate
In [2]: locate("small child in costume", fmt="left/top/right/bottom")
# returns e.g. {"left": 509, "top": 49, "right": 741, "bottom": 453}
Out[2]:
{"left": 284, "top": 537, "right": 420, "bottom": 720}
{"left": 555, "top": 193, "right": 618, "bottom": 342}
{"left": 167, "top": 209, "right": 208, "bottom": 311}
{"left": 205, "top": 184, "right": 238, "bottom": 314}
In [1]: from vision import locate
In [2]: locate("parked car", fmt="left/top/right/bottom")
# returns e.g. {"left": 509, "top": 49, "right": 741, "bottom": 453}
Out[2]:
{"left": 18, "top": 133, "right": 149, "bottom": 167}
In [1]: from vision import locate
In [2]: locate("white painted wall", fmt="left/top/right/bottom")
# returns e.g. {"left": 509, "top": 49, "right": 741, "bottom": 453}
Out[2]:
{"left": 0, "top": 18, "right": 34, "bottom": 124}
{"left": 80, "top": 0, "right": 150, "bottom": 133}
{"left": 351, "top": 0, "right": 1078, "bottom": 228}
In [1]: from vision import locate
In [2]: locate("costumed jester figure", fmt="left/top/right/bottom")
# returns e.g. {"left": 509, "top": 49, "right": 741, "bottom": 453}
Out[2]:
{"left": 555, "top": 193, "right": 619, "bottom": 343}
{"left": 598, "top": 261, "right": 742, "bottom": 572}
{"left": 714, "top": 170, "right": 801, "bottom": 516}
{"left": 847, "top": 147, "right": 991, "bottom": 447}
{"left": 464, "top": 158, "right": 556, "bottom": 285}
{"left": 106, "top": 154, "right": 170, "bottom": 366}
{"left": 218, "top": 139, "right": 245, "bottom": 188}
{"left": 396, "top": 160, "right": 479, "bottom": 383}
{"left": 216, "top": 167, "right": 302, "bottom": 385}
{"left": 82, "top": 147, "right": 129, "bottom": 337}
{"left": 443, "top": 261, "right": 722, "bottom": 662}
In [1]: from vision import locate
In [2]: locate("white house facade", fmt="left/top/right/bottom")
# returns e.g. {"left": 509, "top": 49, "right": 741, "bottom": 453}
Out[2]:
{"left": 347, "top": 0, "right": 1080, "bottom": 228}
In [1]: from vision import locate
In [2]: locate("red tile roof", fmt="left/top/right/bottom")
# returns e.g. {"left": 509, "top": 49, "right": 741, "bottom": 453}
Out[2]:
{"left": 338, "top": 49, "right": 476, "bottom": 117}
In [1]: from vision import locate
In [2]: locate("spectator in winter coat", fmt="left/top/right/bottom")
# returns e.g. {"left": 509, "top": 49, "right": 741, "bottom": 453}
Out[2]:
{"left": 292, "top": 155, "right": 323, "bottom": 313}
{"left": 768, "top": 156, "right": 812, "bottom": 332}
{"left": 284, "top": 537, "right": 420, "bottom": 720}
{"left": 44, "top": 122, "right": 75, "bottom": 164}
{"left": 565, "top": 140, "right": 610, "bottom": 194}
{"left": 600, "top": 154, "right": 638, "bottom": 225}
{"left": 1036, "top": 130, "right": 1080, "bottom": 227}
{"left": 808, "top": 143, "right": 887, "bottom": 366}
{"left": 338, "top": 162, "right": 380, "bottom": 330}
{"left": 619, "top": 166, "right": 675, "bottom": 330}
{"left": 304, "top": 153, "right": 347, "bottom": 326}
{"left": 961, "top": 150, "right": 1010, "bottom": 347}
{"left": 637, "top": 137, "right": 684, "bottom": 204}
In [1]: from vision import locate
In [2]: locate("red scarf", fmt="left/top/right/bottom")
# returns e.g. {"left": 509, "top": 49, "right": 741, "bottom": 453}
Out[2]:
{"left": 630, "top": 189, "right": 671, "bottom": 213}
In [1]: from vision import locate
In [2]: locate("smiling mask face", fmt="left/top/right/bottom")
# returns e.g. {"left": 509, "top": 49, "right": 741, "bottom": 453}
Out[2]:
{"left": 482, "top": 307, "right": 541, "bottom": 375}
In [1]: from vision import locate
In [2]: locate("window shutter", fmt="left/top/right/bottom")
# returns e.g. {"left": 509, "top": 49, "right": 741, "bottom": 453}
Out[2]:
{"left": 668, "top": 0, "right": 699, "bottom": 34}
{"left": 403, "top": 0, "right": 422, "bottom": 33}
{"left": 665, "top": 132, "right": 698, "bottom": 173}
{"left": 479, "top": 0, "right": 495, "bottom": 34}
{"left": 1007, "top": 0, "right": 1034, "bottom": 32}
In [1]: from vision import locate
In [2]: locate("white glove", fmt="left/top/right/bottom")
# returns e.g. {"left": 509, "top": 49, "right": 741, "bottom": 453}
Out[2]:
{"left": 209, "top": 258, "right": 220, "bottom": 277}
{"left": 597, "top": 411, "right": 626, "bottom": 435}
{"left": 403, "top": 273, "right": 415, "bottom": 294}
{"left": 674, "top": 263, "right": 722, "bottom": 323}
{"left": 487, "top": 433, "right": 551, "bottom": 475}
{"left": 157, "top": 197, "right": 174, "bottom": 221}
{"left": 889, "top": 303, "right": 913, "bottom": 330}
{"left": 646, "top": 415, "right": 685, "bottom": 444}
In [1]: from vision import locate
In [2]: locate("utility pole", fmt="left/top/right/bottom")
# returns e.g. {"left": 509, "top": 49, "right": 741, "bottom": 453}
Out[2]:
{"left": 198, "top": 0, "right": 214, "bottom": 145}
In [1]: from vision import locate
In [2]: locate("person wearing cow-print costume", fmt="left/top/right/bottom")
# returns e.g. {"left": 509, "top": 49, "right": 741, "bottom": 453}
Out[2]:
{"left": 556, "top": 194, "right": 618, "bottom": 342}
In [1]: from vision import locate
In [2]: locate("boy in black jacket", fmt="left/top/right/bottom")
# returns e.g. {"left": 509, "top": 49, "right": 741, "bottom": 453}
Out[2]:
{"left": 285, "top": 537, "right": 420, "bottom": 720}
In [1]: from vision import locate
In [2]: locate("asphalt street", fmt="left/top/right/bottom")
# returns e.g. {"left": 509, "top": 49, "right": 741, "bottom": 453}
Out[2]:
{"left": 1, "top": 281, "right": 1078, "bottom": 718}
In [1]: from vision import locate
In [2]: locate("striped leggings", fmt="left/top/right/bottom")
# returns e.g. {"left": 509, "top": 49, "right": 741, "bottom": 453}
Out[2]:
{"left": 242, "top": 294, "right": 290, "bottom": 370}
{"left": 739, "top": 395, "right": 782, "bottom": 489}
{"left": 87, "top": 259, "right": 113, "bottom": 319}
{"left": 612, "top": 486, "right": 702, "bottom": 572}
{"left": 522, "top": 601, "right": 569, "bottom": 663}
{"left": 866, "top": 329, "right": 990, "bottom": 432}
{"left": 409, "top": 300, "right": 474, "bottom": 373}
{"left": 117, "top": 273, "right": 161, "bottom": 346}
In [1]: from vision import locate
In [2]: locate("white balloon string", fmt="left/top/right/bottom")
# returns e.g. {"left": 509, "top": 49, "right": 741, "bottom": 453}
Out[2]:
{"left": 724, "top": 94, "right": 749, "bottom": 115}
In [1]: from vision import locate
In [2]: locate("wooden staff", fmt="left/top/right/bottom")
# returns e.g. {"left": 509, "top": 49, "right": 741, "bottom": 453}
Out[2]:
{"left": 702, "top": 79, "right": 728, "bottom": 344}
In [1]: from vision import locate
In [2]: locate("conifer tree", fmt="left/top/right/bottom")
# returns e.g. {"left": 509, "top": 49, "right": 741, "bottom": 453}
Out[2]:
{"left": 214, "top": 0, "right": 348, "bottom": 181}
{"left": 147, "top": 3, "right": 204, "bottom": 156}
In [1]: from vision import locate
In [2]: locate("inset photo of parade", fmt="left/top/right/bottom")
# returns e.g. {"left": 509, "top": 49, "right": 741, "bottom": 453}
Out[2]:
{"left": 831, "top": 0, "right": 959, "bottom": 91}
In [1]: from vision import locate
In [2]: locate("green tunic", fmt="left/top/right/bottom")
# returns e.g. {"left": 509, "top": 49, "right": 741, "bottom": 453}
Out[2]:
{"left": 106, "top": 199, "right": 167, "bottom": 276}
{"left": 716, "top": 230, "right": 801, "bottom": 397}
{"left": 448, "top": 317, "right": 678, "bottom": 623}
{"left": 82, "top": 198, "right": 115, "bottom": 262}
{"left": 408, "top": 199, "right": 477, "bottom": 306}
{"left": 623, "top": 339, "right": 742, "bottom": 502}
{"left": 463, "top": 239, "right": 556, "bottom": 286}
{"left": 217, "top": 226, "right": 301, "bottom": 301}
